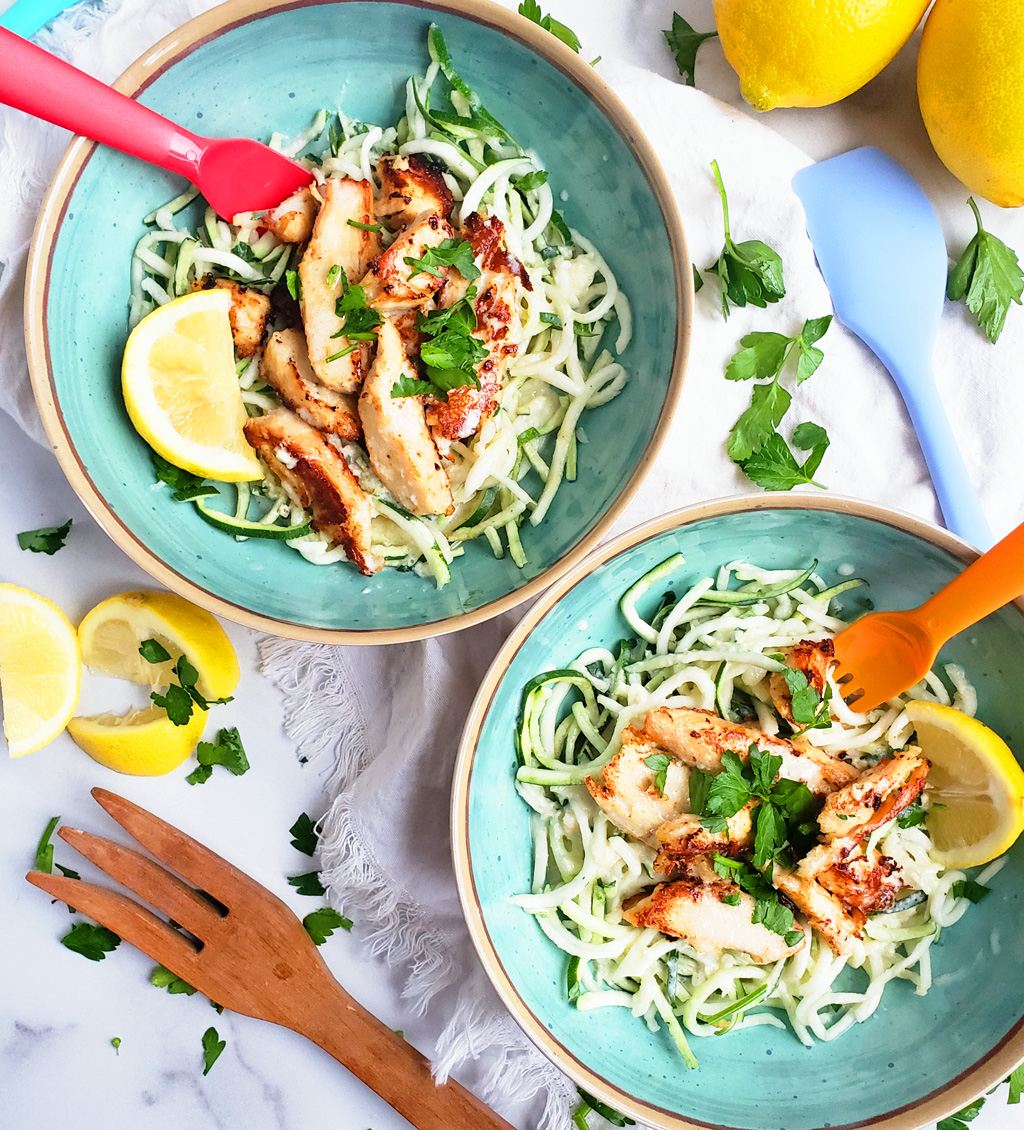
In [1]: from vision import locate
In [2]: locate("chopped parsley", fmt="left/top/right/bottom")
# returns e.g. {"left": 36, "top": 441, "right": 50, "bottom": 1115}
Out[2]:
{"left": 17, "top": 519, "right": 72, "bottom": 555}
{"left": 201, "top": 1026, "right": 226, "bottom": 1075}
{"left": 61, "top": 922, "right": 120, "bottom": 961}
{"left": 328, "top": 274, "right": 383, "bottom": 358}
{"left": 517, "top": 1, "right": 582, "bottom": 54}
{"left": 289, "top": 812, "right": 319, "bottom": 856}
{"left": 897, "top": 798, "right": 928, "bottom": 829}
{"left": 711, "top": 854, "right": 802, "bottom": 947}
{"left": 150, "top": 653, "right": 232, "bottom": 727}
{"left": 664, "top": 12, "right": 718, "bottom": 87}
{"left": 390, "top": 374, "right": 435, "bottom": 399}
{"left": 346, "top": 219, "right": 382, "bottom": 233}
{"left": 186, "top": 727, "right": 249, "bottom": 785}
{"left": 325, "top": 264, "right": 342, "bottom": 288}
{"left": 151, "top": 454, "right": 217, "bottom": 502}
{"left": 644, "top": 753, "right": 672, "bottom": 796}
{"left": 288, "top": 871, "right": 326, "bottom": 897}
{"left": 780, "top": 665, "right": 833, "bottom": 733}
{"left": 111, "top": 1037, "right": 121, "bottom": 1054}
{"left": 285, "top": 269, "right": 301, "bottom": 301}
{"left": 151, "top": 964, "right": 198, "bottom": 995}
{"left": 516, "top": 169, "right": 549, "bottom": 193}
{"left": 35, "top": 816, "right": 60, "bottom": 873}
{"left": 302, "top": 906, "right": 352, "bottom": 945}
{"left": 946, "top": 197, "right": 1023, "bottom": 343}
{"left": 572, "top": 1086, "right": 635, "bottom": 1129}
{"left": 400, "top": 290, "right": 489, "bottom": 398}
{"left": 405, "top": 237, "right": 480, "bottom": 282}
{"left": 707, "top": 159, "right": 785, "bottom": 317}
{"left": 952, "top": 879, "right": 991, "bottom": 904}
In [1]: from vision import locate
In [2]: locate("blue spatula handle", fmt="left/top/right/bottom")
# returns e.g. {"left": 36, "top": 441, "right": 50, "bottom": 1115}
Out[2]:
{"left": 894, "top": 353, "right": 994, "bottom": 550}
{"left": 0, "top": 0, "right": 74, "bottom": 37}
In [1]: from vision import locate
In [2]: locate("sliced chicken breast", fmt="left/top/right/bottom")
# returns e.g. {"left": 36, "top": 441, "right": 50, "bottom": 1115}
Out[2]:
{"left": 798, "top": 841, "right": 904, "bottom": 915}
{"left": 625, "top": 859, "right": 805, "bottom": 964}
{"left": 243, "top": 408, "right": 380, "bottom": 575}
{"left": 584, "top": 727, "right": 689, "bottom": 846}
{"left": 193, "top": 278, "right": 271, "bottom": 358}
{"left": 260, "top": 329, "right": 361, "bottom": 441}
{"left": 655, "top": 804, "right": 755, "bottom": 871}
{"left": 360, "top": 211, "right": 455, "bottom": 309}
{"left": 265, "top": 186, "right": 318, "bottom": 243}
{"left": 772, "top": 863, "right": 863, "bottom": 956}
{"left": 642, "top": 707, "right": 858, "bottom": 796}
{"left": 769, "top": 639, "right": 836, "bottom": 724}
{"left": 817, "top": 749, "right": 929, "bottom": 841}
{"left": 376, "top": 154, "right": 453, "bottom": 229}
{"left": 358, "top": 318, "right": 453, "bottom": 516}
{"left": 298, "top": 177, "right": 382, "bottom": 392}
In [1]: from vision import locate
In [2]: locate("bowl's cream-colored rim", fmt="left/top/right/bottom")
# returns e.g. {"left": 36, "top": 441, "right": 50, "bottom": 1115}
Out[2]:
{"left": 24, "top": 0, "right": 691, "bottom": 646}
{"left": 452, "top": 493, "right": 1024, "bottom": 1130}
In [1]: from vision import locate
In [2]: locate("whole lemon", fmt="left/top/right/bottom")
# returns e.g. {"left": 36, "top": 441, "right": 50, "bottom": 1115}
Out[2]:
{"left": 713, "top": 0, "right": 930, "bottom": 110}
{"left": 918, "top": 0, "right": 1024, "bottom": 208}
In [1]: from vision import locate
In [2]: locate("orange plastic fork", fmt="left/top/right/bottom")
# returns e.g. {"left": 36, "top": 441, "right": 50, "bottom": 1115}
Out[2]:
{"left": 833, "top": 520, "right": 1024, "bottom": 713}
{"left": 26, "top": 789, "right": 515, "bottom": 1130}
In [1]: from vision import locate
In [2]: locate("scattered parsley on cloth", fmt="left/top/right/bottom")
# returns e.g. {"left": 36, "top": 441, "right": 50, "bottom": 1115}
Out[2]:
{"left": 946, "top": 197, "right": 1023, "bottom": 343}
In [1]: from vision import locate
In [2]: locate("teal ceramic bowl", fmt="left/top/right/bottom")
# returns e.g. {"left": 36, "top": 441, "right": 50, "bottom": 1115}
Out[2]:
{"left": 453, "top": 496, "right": 1024, "bottom": 1130}
{"left": 26, "top": 0, "right": 688, "bottom": 643}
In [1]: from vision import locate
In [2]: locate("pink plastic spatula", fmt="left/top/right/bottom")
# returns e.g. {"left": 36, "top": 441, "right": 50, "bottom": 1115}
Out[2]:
{"left": 0, "top": 27, "right": 313, "bottom": 219}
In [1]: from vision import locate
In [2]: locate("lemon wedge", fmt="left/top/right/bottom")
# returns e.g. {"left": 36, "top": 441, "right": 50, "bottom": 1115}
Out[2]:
{"left": 0, "top": 584, "right": 82, "bottom": 757}
{"left": 70, "top": 590, "right": 240, "bottom": 776}
{"left": 67, "top": 707, "right": 207, "bottom": 776}
{"left": 906, "top": 700, "right": 1024, "bottom": 868}
{"left": 78, "top": 590, "right": 240, "bottom": 699}
{"left": 122, "top": 288, "right": 262, "bottom": 481}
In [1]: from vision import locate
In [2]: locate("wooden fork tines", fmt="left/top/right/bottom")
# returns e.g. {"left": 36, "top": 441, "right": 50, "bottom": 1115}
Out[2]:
{"left": 27, "top": 788, "right": 515, "bottom": 1130}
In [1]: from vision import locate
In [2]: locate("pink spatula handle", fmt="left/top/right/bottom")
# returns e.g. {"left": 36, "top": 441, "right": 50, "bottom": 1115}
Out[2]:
{"left": 0, "top": 27, "right": 203, "bottom": 180}
{"left": 921, "top": 520, "right": 1024, "bottom": 643}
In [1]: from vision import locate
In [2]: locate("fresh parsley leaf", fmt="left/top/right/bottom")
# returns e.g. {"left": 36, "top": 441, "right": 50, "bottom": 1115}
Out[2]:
{"left": 725, "top": 332, "right": 792, "bottom": 383}
{"left": 290, "top": 813, "right": 319, "bottom": 856}
{"left": 692, "top": 265, "right": 703, "bottom": 293}
{"left": 707, "top": 161, "right": 785, "bottom": 317}
{"left": 35, "top": 816, "right": 60, "bottom": 873}
{"left": 345, "top": 219, "right": 382, "bottom": 233}
{"left": 17, "top": 519, "right": 72, "bottom": 555}
{"left": 753, "top": 893, "right": 796, "bottom": 938}
{"left": 727, "top": 380, "right": 792, "bottom": 462}
{"left": 151, "top": 682, "right": 195, "bottom": 727}
{"left": 285, "top": 270, "right": 301, "bottom": 301}
{"left": 516, "top": 169, "right": 549, "bottom": 192}
{"left": 518, "top": 1, "right": 582, "bottom": 53}
{"left": 937, "top": 1097, "right": 986, "bottom": 1130}
{"left": 139, "top": 638, "right": 171, "bottom": 665}
{"left": 784, "top": 929, "right": 804, "bottom": 947}
{"left": 947, "top": 197, "right": 1023, "bottom": 343}
{"left": 152, "top": 453, "right": 199, "bottom": 493}
{"left": 201, "top": 1026, "right": 226, "bottom": 1075}
{"left": 288, "top": 871, "right": 326, "bottom": 897}
{"left": 952, "top": 879, "right": 991, "bottom": 904}
{"left": 575, "top": 1087, "right": 635, "bottom": 1127}
{"left": 738, "top": 425, "right": 830, "bottom": 492}
{"left": 186, "top": 728, "right": 249, "bottom": 786}
{"left": 302, "top": 906, "right": 353, "bottom": 945}
{"left": 390, "top": 374, "right": 435, "bottom": 398}
{"left": 771, "top": 777, "right": 818, "bottom": 826}
{"left": 721, "top": 892, "right": 742, "bottom": 906}
{"left": 897, "top": 799, "right": 927, "bottom": 829}
{"left": 644, "top": 753, "right": 672, "bottom": 797}
{"left": 1008, "top": 1064, "right": 1024, "bottom": 1104}
{"left": 61, "top": 922, "right": 120, "bottom": 961}
{"left": 151, "top": 964, "right": 198, "bottom": 995}
{"left": 748, "top": 746, "right": 783, "bottom": 796}
{"left": 55, "top": 863, "right": 80, "bottom": 879}
{"left": 705, "top": 750, "right": 754, "bottom": 819}
{"left": 111, "top": 1037, "right": 121, "bottom": 1053}
{"left": 330, "top": 275, "right": 383, "bottom": 351}
{"left": 664, "top": 12, "right": 718, "bottom": 87}
{"left": 405, "top": 238, "right": 480, "bottom": 282}
{"left": 795, "top": 315, "right": 832, "bottom": 383}
{"left": 752, "top": 800, "right": 787, "bottom": 869}
{"left": 711, "top": 853, "right": 744, "bottom": 879}
{"left": 688, "top": 768, "right": 713, "bottom": 818}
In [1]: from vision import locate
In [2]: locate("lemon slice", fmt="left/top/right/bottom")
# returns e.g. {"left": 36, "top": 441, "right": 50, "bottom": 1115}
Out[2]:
{"left": 122, "top": 288, "right": 262, "bottom": 481}
{"left": 906, "top": 700, "right": 1024, "bottom": 868}
{"left": 67, "top": 707, "right": 207, "bottom": 776}
{"left": 0, "top": 584, "right": 81, "bottom": 757}
{"left": 78, "top": 590, "right": 240, "bottom": 699}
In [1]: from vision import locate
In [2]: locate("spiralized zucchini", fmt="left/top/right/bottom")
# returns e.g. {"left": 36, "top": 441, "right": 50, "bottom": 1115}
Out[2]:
{"left": 128, "top": 26, "right": 631, "bottom": 586}
{"left": 512, "top": 558, "right": 998, "bottom": 1066}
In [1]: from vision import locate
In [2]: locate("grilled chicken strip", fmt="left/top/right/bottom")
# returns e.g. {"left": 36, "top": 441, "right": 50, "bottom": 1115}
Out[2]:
{"left": 361, "top": 211, "right": 455, "bottom": 309}
{"left": 299, "top": 177, "right": 382, "bottom": 392}
{"left": 260, "top": 329, "right": 361, "bottom": 441}
{"left": 427, "top": 214, "right": 529, "bottom": 442}
{"left": 655, "top": 804, "right": 756, "bottom": 873}
{"left": 376, "top": 154, "right": 453, "bottom": 229}
{"left": 358, "top": 318, "right": 453, "bottom": 516}
{"left": 243, "top": 408, "right": 381, "bottom": 575}
{"left": 625, "top": 858, "right": 805, "bottom": 964}
{"left": 817, "top": 749, "right": 929, "bottom": 840}
{"left": 191, "top": 278, "right": 271, "bottom": 358}
{"left": 584, "top": 727, "right": 690, "bottom": 847}
{"left": 797, "top": 841, "right": 903, "bottom": 915}
{"left": 265, "top": 186, "right": 318, "bottom": 243}
{"left": 769, "top": 639, "right": 836, "bottom": 724}
{"left": 642, "top": 707, "right": 857, "bottom": 796}
{"left": 772, "top": 864, "right": 863, "bottom": 956}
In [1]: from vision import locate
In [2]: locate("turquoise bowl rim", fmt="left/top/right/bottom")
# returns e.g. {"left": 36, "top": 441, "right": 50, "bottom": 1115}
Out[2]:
{"left": 25, "top": 0, "right": 691, "bottom": 644}
{"left": 451, "top": 493, "right": 1024, "bottom": 1130}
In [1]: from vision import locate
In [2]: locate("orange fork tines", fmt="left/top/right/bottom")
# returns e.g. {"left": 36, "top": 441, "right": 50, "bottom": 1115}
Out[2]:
{"left": 27, "top": 789, "right": 515, "bottom": 1130}
{"left": 833, "top": 520, "right": 1024, "bottom": 712}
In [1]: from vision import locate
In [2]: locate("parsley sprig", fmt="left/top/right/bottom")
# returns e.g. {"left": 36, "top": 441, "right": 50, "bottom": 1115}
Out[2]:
{"left": 61, "top": 922, "right": 120, "bottom": 961}
{"left": 143, "top": 645, "right": 233, "bottom": 727}
{"left": 17, "top": 519, "right": 72, "bottom": 555}
{"left": 707, "top": 160, "right": 786, "bottom": 317}
{"left": 186, "top": 727, "right": 249, "bottom": 786}
{"left": 664, "top": 12, "right": 717, "bottom": 87}
{"left": 572, "top": 1086, "right": 635, "bottom": 1129}
{"left": 771, "top": 658, "right": 833, "bottom": 734}
{"left": 201, "top": 1026, "right": 225, "bottom": 1075}
{"left": 405, "top": 237, "right": 480, "bottom": 282}
{"left": 726, "top": 317, "right": 832, "bottom": 491}
{"left": 946, "top": 197, "right": 1023, "bottom": 343}
{"left": 327, "top": 275, "right": 383, "bottom": 362}
{"left": 391, "top": 291, "right": 488, "bottom": 400}
{"left": 518, "top": 1, "right": 582, "bottom": 54}
{"left": 302, "top": 906, "right": 352, "bottom": 945}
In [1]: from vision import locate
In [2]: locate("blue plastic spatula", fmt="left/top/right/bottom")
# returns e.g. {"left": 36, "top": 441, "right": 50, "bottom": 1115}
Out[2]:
{"left": 793, "top": 146, "right": 993, "bottom": 550}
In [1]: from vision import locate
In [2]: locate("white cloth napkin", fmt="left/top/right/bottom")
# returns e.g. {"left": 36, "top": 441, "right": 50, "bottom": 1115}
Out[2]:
{"left": 3, "top": 4, "right": 1024, "bottom": 1128}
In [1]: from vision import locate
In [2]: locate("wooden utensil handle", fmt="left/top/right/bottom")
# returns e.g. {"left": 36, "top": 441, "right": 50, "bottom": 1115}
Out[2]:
{"left": 297, "top": 974, "right": 518, "bottom": 1130}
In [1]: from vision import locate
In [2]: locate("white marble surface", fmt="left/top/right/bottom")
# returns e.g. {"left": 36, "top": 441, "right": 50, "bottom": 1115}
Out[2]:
{"left": 0, "top": 2, "right": 1021, "bottom": 1129}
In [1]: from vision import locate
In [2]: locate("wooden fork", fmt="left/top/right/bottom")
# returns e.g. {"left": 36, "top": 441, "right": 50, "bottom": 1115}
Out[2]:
{"left": 26, "top": 788, "right": 515, "bottom": 1130}
{"left": 833, "top": 519, "right": 1024, "bottom": 713}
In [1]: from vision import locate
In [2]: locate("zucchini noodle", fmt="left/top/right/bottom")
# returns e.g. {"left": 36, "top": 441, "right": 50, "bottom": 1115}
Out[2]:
{"left": 512, "top": 559, "right": 1000, "bottom": 1066}
{"left": 127, "top": 27, "right": 631, "bottom": 586}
